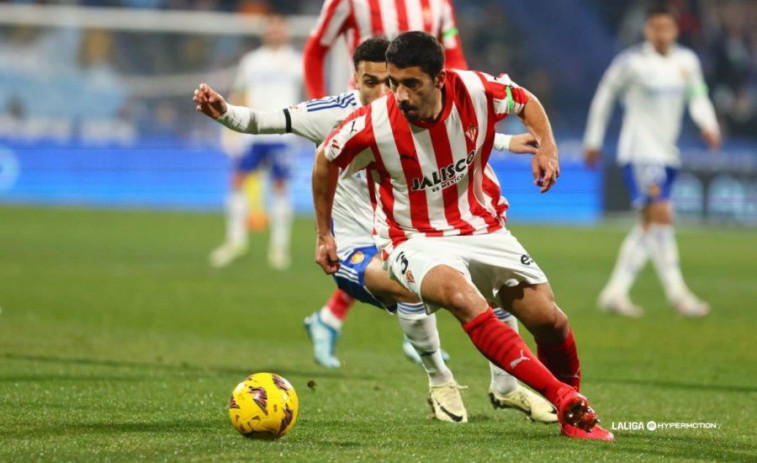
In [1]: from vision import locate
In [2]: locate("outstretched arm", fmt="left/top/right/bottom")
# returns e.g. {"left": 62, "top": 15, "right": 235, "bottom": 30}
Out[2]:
{"left": 193, "top": 83, "right": 228, "bottom": 119}
{"left": 493, "top": 132, "right": 538, "bottom": 154}
{"left": 192, "top": 82, "right": 288, "bottom": 135}
{"left": 312, "top": 144, "right": 340, "bottom": 274}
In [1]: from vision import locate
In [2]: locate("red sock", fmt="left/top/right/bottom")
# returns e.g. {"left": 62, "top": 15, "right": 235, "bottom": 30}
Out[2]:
{"left": 463, "top": 308, "right": 569, "bottom": 405}
{"left": 324, "top": 289, "right": 354, "bottom": 321}
{"left": 537, "top": 329, "right": 581, "bottom": 391}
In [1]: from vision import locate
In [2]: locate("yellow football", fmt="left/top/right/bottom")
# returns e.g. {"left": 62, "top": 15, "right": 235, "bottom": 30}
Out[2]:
{"left": 228, "top": 372, "right": 299, "bottom": 439}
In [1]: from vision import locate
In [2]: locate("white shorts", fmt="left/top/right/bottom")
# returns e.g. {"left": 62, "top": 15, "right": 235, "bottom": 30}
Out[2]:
{"left": 384, "top": 228, "right": 548, "bottom": 314}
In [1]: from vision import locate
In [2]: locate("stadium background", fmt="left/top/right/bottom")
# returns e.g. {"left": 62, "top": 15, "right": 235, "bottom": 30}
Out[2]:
{"left": 1, "top": 0, "right": 755, "bottom": 224}
{"left": 1, "top": 1, "right": 757, "bottom": 462}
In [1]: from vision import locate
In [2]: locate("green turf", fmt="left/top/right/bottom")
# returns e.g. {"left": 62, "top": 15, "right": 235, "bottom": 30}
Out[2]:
{"left": 1, "top": 205, "right": 755, "bottom": 462}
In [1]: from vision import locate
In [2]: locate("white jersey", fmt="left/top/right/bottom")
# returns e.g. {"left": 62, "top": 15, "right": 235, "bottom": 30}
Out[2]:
{"left": 583, "top": 42, "right": 719, "bottom": 166}
{"left": 286, "top": 90, "right": 375, "bottom": 257}
{"left": 234, "top": 45, "right": 302, "bottom": 143}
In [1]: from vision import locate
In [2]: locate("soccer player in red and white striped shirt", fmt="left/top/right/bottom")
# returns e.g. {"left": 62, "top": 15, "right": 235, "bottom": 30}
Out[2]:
{"left": 312, "top": 32, "right": 614, "bottom": 441}
{"left": 304, "top": 0, "right": 467, "bottom": 99}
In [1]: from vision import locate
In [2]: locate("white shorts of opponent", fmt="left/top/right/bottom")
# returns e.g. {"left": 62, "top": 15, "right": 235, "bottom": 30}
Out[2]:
{"left": 385, "top": 228, "right": 548, "bottom": 314}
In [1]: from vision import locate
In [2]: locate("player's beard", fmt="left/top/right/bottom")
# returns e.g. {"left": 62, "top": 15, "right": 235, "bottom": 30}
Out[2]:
{"left": 399, "top": 102, "right": 420, "bottom": 122}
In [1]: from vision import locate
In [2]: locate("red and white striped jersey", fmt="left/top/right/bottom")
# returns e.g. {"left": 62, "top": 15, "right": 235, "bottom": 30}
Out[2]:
{"left": 304, "top": 0, "right": 467, "bottom": 98}
{"left": 324, "top": 69, "right": 529, "bottom": 255}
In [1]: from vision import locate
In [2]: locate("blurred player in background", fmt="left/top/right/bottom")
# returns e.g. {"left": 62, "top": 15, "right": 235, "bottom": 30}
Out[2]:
{"left": 583, "top": 5, "right": 720, "bottom": 318}
{"left": 303, "top": 0, "right": 467, "bottom": 99}
{"left": 313, "top": 32, "right": 613, "bottom": 441}
{"left": 303, "top": 0, "right": 468, "bottom": 367}
{"left": 194, "top": 38, "right": 557, "bottom": 424}
{"left": 209, "top": 15, "right": 302, "bottom": 270}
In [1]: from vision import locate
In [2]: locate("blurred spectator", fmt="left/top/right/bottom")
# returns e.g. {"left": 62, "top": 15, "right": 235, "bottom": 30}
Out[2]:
{"left": 0, "top": 0, "right": 754, "bottom": 142}
{"left": 76, "top": 29, "right": 126, "bottom": 120}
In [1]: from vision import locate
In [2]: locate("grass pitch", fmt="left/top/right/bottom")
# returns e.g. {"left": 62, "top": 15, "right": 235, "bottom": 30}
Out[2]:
{"left": 0, "top": 205, "right": 755, "bottom": 462}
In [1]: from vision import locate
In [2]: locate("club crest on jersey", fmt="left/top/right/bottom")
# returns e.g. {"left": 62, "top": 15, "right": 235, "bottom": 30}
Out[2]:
{"left": 410, "top": 150, "right": 476, "bottom": 192}
{"left": 465, "top": 125, "right": 478, "bottom": 143}
{"left": 349, "top": 251, "right": 365, "bottom": 265}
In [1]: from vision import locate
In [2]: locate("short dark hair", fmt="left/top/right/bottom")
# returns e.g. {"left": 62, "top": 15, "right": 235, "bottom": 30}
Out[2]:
{"left": 645, "top": 3, "right": 677, "bottom": 20}
{"left": 353, "top": 37, "right": 390, "bottom": 69}
{"left": 385, "top": 31, "right": 444, "bottom": 78}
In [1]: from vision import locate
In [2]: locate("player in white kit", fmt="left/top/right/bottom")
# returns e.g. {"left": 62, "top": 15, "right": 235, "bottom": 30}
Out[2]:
{"left": 193, "top": 38, "right": 556, "bottom": 424}
{"left": 209, "top": 15, "right": 302, "bottom": 270}
{"left": 583, "top": 5, "right": 720, "bottom": 318}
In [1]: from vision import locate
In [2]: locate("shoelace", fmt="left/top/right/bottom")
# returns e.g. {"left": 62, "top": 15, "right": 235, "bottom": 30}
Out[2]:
{"left": 431, "top": 383, "right": 467, "bottom": 399}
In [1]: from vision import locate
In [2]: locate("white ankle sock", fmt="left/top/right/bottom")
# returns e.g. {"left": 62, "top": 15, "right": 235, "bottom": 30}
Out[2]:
{"left": 226, "top": 190, "right": 248, "bottom": 246}
{"left": 397, "top": 306, "right": 454, "bottom": 387}
{"left": 489, "top": 309, "right": 518, "bottom": 395}
{"left": 319, "top": 306, "right": 343, "bottom": 330}
{"left": 604, "top": 224, "right": 649, "bottom": 296}
{"left": 645, "top": 224, "right": 687, "bottom": 300}
{"left": 269, "top": 192, "right": 292, "bottom": 256}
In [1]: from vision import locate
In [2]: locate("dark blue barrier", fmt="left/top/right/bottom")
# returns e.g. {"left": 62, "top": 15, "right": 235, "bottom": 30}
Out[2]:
{"left": 487, "top": 152, "right": 602, "bottom": 224}
{"left": 0, "top": 140, "right": 228, "bottom": 211}
{"left": 598, "top": 137, "right": 757, "bottom": 226}
{"left": 0, "top": 138, "right": 603, "bottom": 224}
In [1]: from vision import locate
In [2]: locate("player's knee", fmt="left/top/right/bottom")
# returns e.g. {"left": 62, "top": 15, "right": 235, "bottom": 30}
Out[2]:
{"left": 552, "top": 305, "right": 569, "bottom": 337}
{"left": 548, "top": 297, "right": 569, "bottom": 331}
{"left": 533, "top": 304, "right": 569, "bottom": 343}
{"left": 441, "top": 284, "right": 485, "bottom": 320}
{"left": 446, "top": 289, "right": 470, "bottom": 312}
{"left": 525, "top": 291, "right": 569, "bottom": 341}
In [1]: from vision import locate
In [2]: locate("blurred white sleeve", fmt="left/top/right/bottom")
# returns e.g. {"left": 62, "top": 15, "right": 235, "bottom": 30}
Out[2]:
{"left": 686, "top": 56, "right": 720, "bottom": 135}
{"left": 583, "top": 54, "right": 629, "bottom": 150}
{"left": 217, "top": 104, "right": 287, "bottom": 134}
